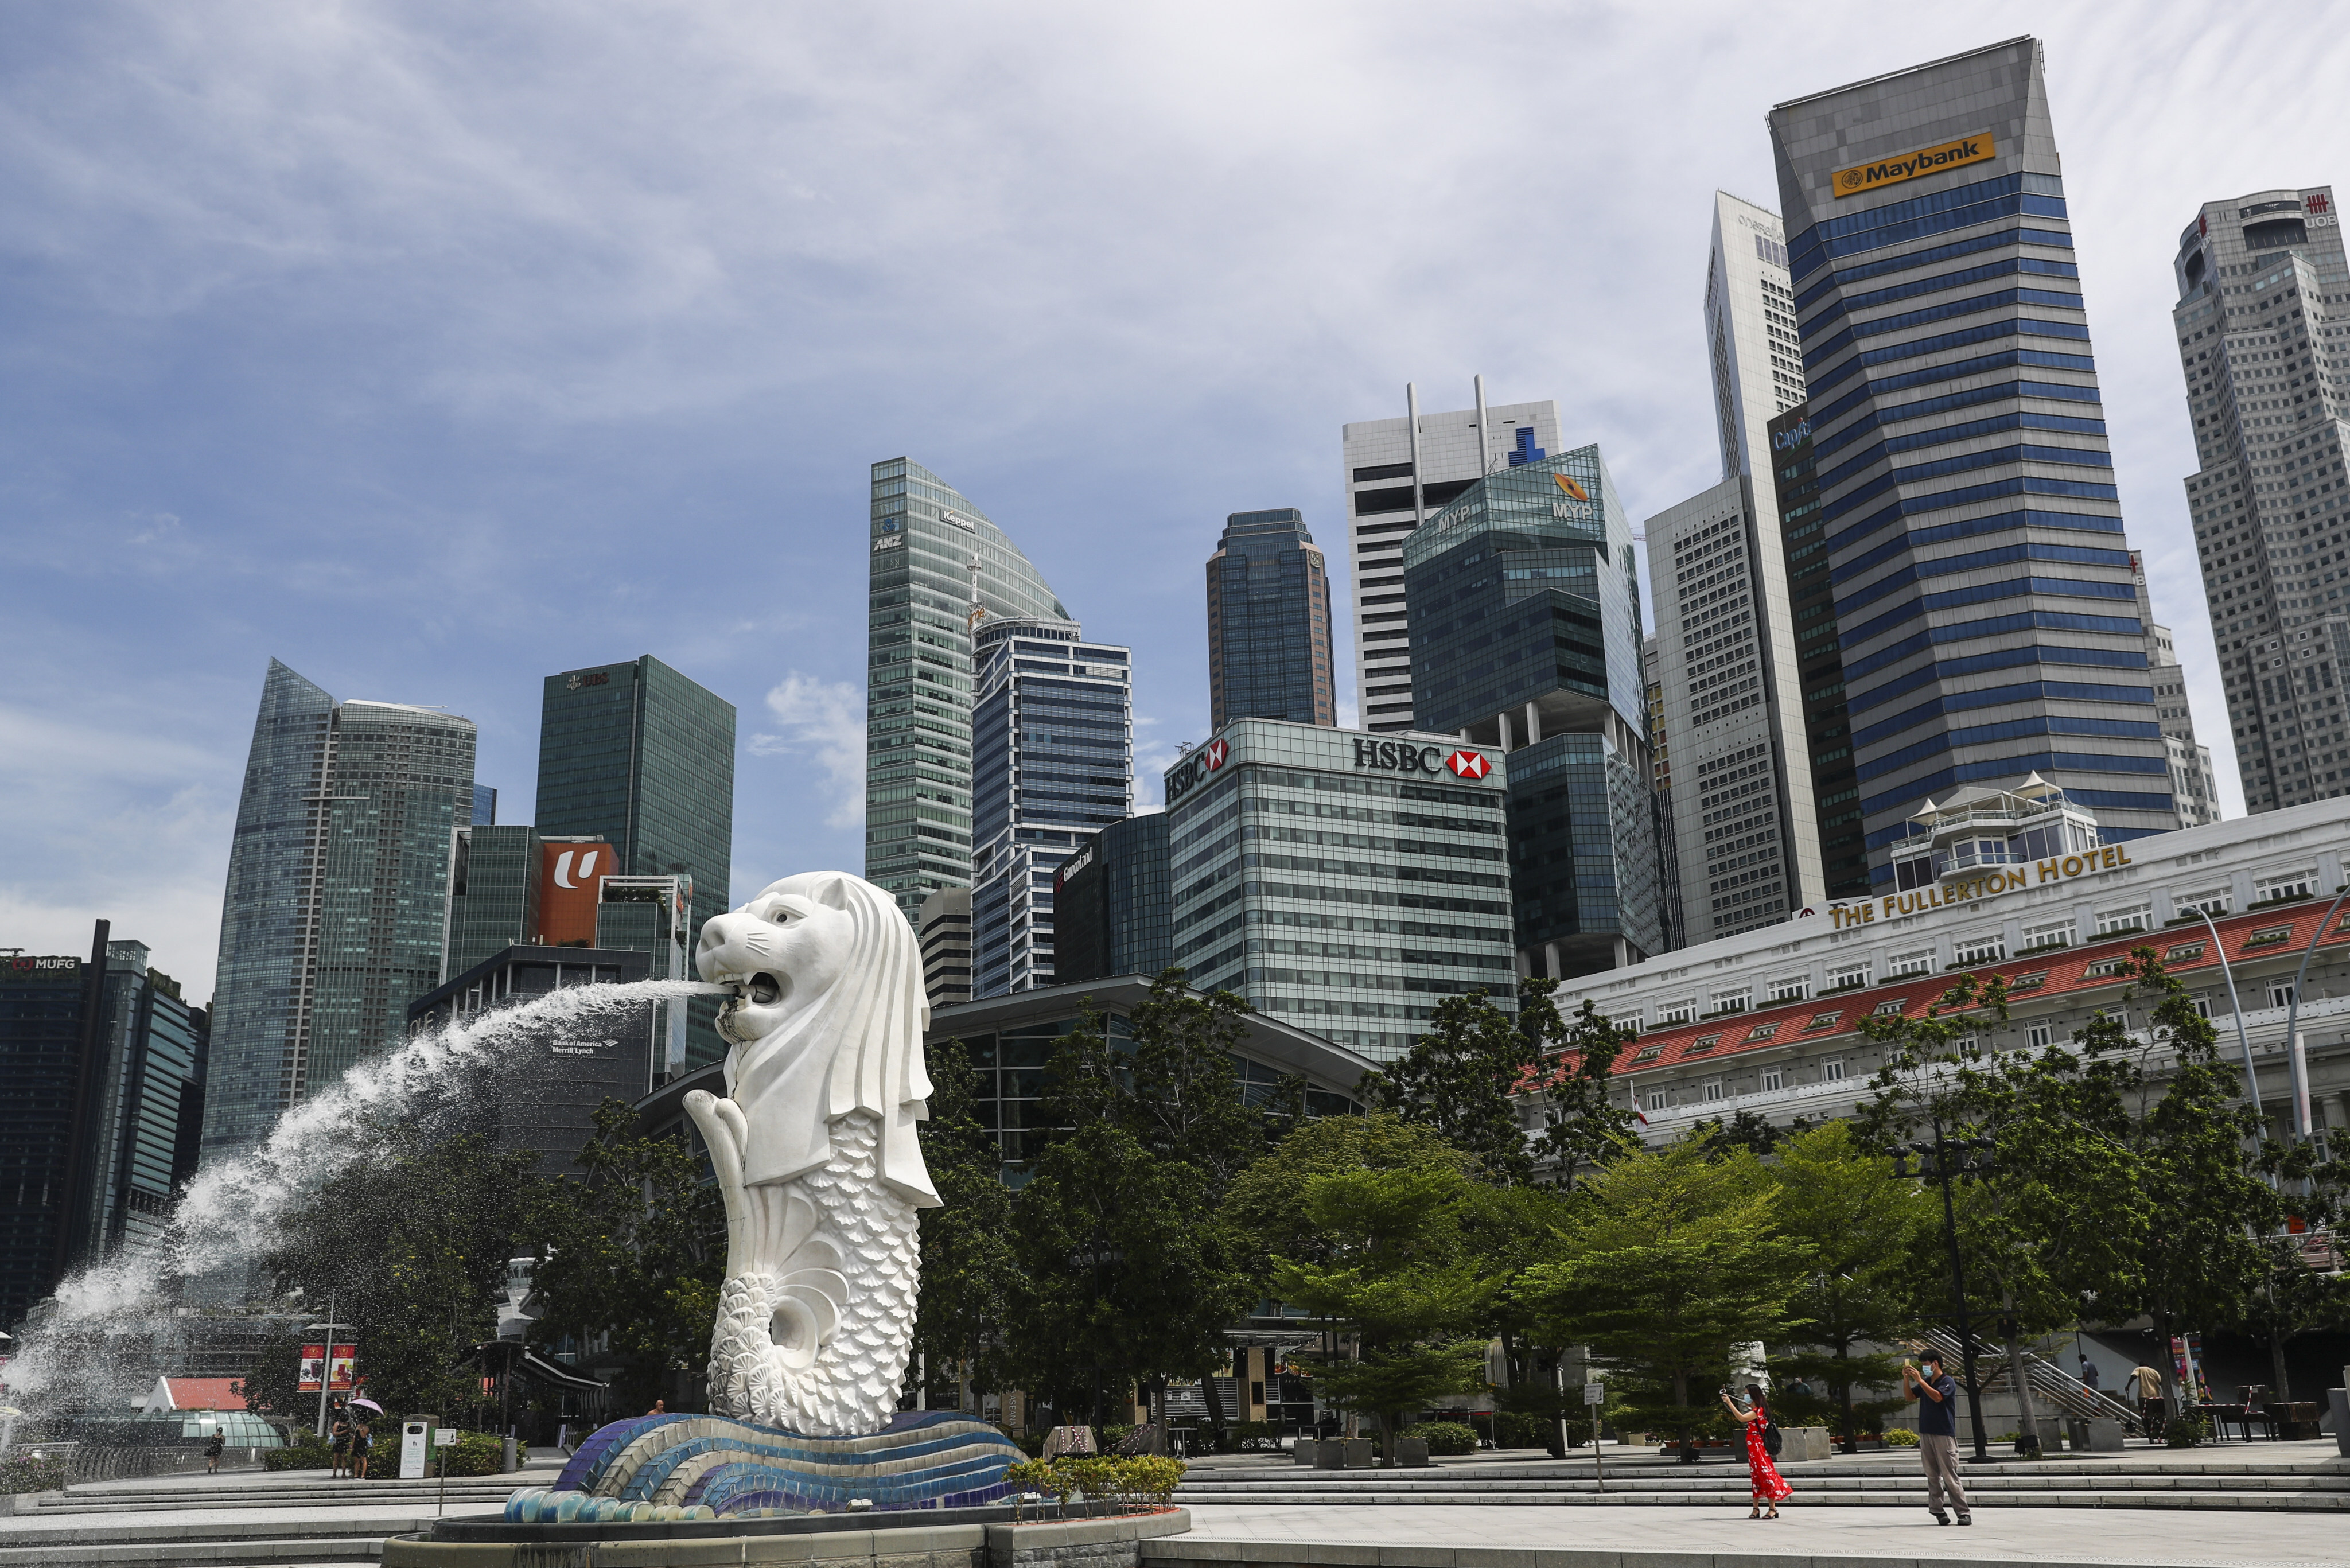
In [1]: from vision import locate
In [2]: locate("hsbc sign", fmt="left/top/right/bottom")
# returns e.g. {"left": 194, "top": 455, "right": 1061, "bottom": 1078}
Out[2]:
{"left": 1352, "top": 738, "right": 1494, "bottom": 780}
{"left": 1163, "top": 736, "right": 1232, "bottom": 806}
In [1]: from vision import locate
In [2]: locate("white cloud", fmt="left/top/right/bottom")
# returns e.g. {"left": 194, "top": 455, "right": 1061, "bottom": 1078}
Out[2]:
{"left": 753, "top": 672, "right": 865, "bottom": 830}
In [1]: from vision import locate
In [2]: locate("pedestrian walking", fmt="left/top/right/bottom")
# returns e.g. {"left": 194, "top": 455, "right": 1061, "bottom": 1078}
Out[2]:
{"left": 330, "top": 1413, "right": 352, "bottom": 1478}
{"left": 352, "top": 1417, "right": 373, "bottom": 1480}
{"left": 2079, "top": 1355, "right": 2100, "bottom": 1393}
{"left": 1719, "top": 1384, "right": 1790, "bottom": 1519}
{"left": 1897, "top": 1353, "right": 1970, "bottom": 1526}
{"left": 204, "top": 1430, "right": 225, "bottom": 1474}
{"left": 2128, "top": 1364, "right": 2165, "bottom": 1436}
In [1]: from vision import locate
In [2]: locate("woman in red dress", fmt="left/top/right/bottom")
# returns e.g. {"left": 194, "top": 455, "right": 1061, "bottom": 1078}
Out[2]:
{"left": 1722, "top": 1383, "right": 1791, "bottom": 1518}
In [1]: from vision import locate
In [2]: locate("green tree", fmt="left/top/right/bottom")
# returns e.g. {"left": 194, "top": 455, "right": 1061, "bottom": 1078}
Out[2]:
{"left": 1518, "top": 982, "right": 1641, "bottom": 1185}
{"left": 528, "top": 1099, "right": 726, "bottom": 1414}
{"left": 1122, "top": 970, "right": 1299, "bottom": 1190}
{"left": 1518, "top": 1137, "right": 1806, "bottom": 1458}
{"left": 1006, "top": 1119, "right": 1258, "bottom": 1427}
{"left": 912, "top": 1040, "right": 1020, "bottom": 1414}
{"left": 2086, "top": 952, "right": 2286, "bottom": 1413}
{"left": 1359, "top": 989, "right": 1535, "bottom": 1185}
{"left": 261, "top": 1124, "right": 551, "bottom": 1426}
{"left": 1767, "top": 1121, "right": 1929, "bottom": 1450}
{"left": 1269, "top": 1166, "right": 1499, "bottom": 1453}
{"left": 232, "top": 1323, "right": 315, "bottom": 1431}
{"left": 1221, "top": 1111, "right": 1476, "bottom": 1275}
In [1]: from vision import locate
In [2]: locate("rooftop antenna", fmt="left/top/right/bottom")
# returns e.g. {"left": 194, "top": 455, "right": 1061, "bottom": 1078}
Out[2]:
{"left": 1473, "top": 373, "right": 1491, "bottom": 474}
{"left": 1406, "top": 383, "right": 1426, "bottom": 528}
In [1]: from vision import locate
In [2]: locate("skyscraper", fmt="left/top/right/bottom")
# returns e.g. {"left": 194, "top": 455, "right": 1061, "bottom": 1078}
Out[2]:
{"left": 1645, "top": 192, "right": 1827, "bottom": 941}
{"left": 1645, "top": 476, "right": 1823, "bottom": 939}
{"left": 1052, "top": 813, "right": 1173, "bottom": 987}
{"left": 1401, "top": 444, "right": 1664, "bottom": 978}
{"left": 2129, "top": 554, "right": 2221, "bottom": 827}
{"left": 1340, "top": 386, "right": 1563, "bottom": 734}
{"left": 201, "top": 661, "right": 477, "bottom": 1166}
{"left": 1768, "top": 404, "right": 1873, "bottom": 898}
{"left": 2172, "top": 184, "right": 2348, "bottom": 812}
{"left": 535, "top": 655, "right": 733, "bottom": 1068}
{"left": 865, "top": 458, "right": 1070, "bottom": 923}
{"left": 73, "top": 939, "right": 209, "bottom": 1273}
{"left": 1206, "top": 509, "right": 1335, "bottom": 728}
{"left": 1164, "top": 719, "right": 1516, "bottom": 1061}
{"left": 1706, "top": 192, "right": 1812, "bottom": 490}
{"left": 967, "top": 616, "right": 1133, "bottom": 995}
{"left": 1768, "top": 37, "right": 2176, "bottom": 888}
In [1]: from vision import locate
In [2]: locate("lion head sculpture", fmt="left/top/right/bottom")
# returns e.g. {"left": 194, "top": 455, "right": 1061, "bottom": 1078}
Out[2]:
{"left": 686, "top": 870, "right": 937, "bottom": 1434}
{"left": 694, "top": 870, "right": 937, "bottom": 1206}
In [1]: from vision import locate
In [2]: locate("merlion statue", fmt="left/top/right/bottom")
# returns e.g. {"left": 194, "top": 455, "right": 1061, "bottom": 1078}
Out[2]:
{"left": 686, "top": 870, "right": 938, "bottom": 1436}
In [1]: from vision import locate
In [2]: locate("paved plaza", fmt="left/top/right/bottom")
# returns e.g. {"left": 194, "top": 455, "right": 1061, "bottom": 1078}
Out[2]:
{"left": 1174, "top": 1502, "right": 2349, "bottom": 1567}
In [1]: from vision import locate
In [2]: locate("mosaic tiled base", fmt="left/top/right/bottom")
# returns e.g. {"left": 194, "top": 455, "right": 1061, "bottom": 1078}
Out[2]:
{"left": 504, "top": 1411, "right": 1023, "bottom": 1521}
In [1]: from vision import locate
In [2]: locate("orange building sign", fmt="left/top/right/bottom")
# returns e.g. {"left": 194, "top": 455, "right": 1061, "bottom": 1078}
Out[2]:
{"left": 538, "top": 841, "right": 612, "bottom": 945}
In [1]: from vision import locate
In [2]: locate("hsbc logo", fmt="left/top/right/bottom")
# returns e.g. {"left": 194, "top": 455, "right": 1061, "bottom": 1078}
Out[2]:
{"left": 1446, "top": 749, "right": 1491, "bottom": 780}
{"left": 1353, "top": 739, "right": 1495, "bottom": 780}
{"left": 1165, "top": 735, "right": 1235, "bottom": 806}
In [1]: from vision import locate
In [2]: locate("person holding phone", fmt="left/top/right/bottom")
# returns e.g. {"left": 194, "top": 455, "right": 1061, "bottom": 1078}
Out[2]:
{"left": 1719, "top": 1384, "right": 1790, "bottom": 1519}
{"left": 1898, "top": 1353, "right": 1970, "bottom": 1525}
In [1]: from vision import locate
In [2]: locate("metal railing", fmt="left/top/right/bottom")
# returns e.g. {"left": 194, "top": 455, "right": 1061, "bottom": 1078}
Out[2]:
{"left": 1913, "top": 1325, "right": 2146, "bottom": 1437}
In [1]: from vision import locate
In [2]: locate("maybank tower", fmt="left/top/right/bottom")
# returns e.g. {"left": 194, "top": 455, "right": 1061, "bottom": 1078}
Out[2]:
{"left": 1768, "top": 38, "right": 2182, "bottom": 890}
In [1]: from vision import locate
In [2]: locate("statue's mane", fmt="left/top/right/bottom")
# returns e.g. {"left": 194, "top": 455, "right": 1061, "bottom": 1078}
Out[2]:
{"left": 723, "top": 870, "right": 937, "bottom": 1205}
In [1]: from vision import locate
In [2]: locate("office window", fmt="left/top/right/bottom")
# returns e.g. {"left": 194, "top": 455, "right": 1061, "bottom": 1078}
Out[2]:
{"left": 2270, "top": 982, "right": 2298, "bottom": 1010}
{"left": 2096, "top": 904, "right": 2151, "bottom": 936}
{"left": 1769, "top": 977, "right": 1809, "bottom": 1002}
{"left": 1952, "top": 936, "right": 2005, "bottom": 967}
{"left": 1822, "top": 1060, "right": 1848, "bottom": 1083}
{"left": 1645, "top": 1090, "right": 1668, "bottom": 1112}
{"left": 2027, "top": 1024, "right": 2054, "bottom": 1049}
{"left": 1890, "top": 950, "right": 1932, "bottom": 976}
{"left": 1761, "top": 1067, "right": 1784, "bottom": 1091}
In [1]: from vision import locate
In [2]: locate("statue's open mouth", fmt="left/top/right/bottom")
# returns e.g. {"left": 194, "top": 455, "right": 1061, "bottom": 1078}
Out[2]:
{"left": 746, "top": 972, "right": 782, "bottom": 1006}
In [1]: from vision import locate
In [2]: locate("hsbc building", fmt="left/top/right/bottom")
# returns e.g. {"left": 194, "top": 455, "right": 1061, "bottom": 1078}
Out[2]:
{"left": 1164, "top": 717, "right": 1516, "bottom": 1063}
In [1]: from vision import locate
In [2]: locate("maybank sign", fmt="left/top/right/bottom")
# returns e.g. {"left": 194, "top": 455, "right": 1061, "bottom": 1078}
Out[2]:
{"left": 1828, "top": 842, "right": 2135, "bottom": 929}
{"left": 1834, "top": 132, "right": 1996, "bottom": 199}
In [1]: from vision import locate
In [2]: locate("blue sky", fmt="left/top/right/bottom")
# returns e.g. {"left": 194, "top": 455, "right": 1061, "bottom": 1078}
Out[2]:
{"left": 5, "top": 2, "right": 2343, "bottom": 1002}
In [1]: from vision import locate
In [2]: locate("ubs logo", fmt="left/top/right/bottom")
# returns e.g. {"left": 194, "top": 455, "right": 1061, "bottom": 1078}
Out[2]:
{"left": 566, "top": 671, "right": 612, "bottom": 692}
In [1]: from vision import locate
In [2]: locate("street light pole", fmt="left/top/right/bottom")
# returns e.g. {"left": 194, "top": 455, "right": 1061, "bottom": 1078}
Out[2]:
{"left": 306, "top": 1301, "right": 356, "bottom": 1442}
{"left": 1897, "top": 1120, "right": 1993, "bottom": 1462}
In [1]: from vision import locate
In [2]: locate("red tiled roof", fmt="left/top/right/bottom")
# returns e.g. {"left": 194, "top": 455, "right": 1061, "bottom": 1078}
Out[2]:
{"left": 1555, "top": 894, "right": 2345, "bottom": 1080}
{"left": 165, "top": 1378, "right": 249, "bottom": 1411}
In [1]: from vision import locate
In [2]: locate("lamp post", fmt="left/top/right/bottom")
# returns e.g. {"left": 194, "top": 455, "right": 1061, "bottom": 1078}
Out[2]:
{"left": 1891, "top": 1122, "right": 1994, "bottom": 1462}
{"left": 305, "top": 1302, "right": 356, "bottom": 1441}
{"left": 2273, "top": 885, "right": 2347, "bottom": 1145}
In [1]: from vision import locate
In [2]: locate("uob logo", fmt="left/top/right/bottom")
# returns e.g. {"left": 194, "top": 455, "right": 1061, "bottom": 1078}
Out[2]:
{"left": 553, "top": 849, "right": 603, "bottom": 888}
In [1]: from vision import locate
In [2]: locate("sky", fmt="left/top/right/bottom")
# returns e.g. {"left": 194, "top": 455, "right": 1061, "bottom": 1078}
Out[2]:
{"left": 6, "top": 1, "right": 2347, "bottom": 1005}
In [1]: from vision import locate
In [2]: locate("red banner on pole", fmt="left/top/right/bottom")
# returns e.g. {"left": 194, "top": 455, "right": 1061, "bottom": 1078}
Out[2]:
{"left": 298, "top": 1343, "right": 358, "bottom": 1394}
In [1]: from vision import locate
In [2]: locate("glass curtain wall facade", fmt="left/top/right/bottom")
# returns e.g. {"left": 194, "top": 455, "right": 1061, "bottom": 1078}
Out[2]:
{"left": 968, "top": 617, "right": 1134, "bottom": 996}
{"left": 1768, "top": 404, "right": 1872, "bottom": 899}
{"left": 535, "top": 655, "right": 733, "bottom": 1069}
{"left": 202, "top": 662, "right": 477, "bottom": 1168}
{"left": 442, "top": 824, "right": 545, "bottom": 980}
{"left": 1400, "top": 445, "right": 1664, "bottom": 977}
{"left": 1164, "top": 718, "right": 1516, "bottom": 1061}
{"left": 2173, "top": 185, "right": 2350, "bottom": 811}
{"left": 1340, "top": 391, "right": 1563, "bottom": 733}
{"left": 866, "top": 458, "right": 1071, "bottom": 923}
{"left": 75, "top": 941, "right": 209, "bottom": 1271}
{"left": 1207, "top": 509, "right": 1336, "bottom": 727}
{"left": 1, "top": 943, "right": 96, "bottom": 1327}
{"left": 1769, "top": 37, "right": 2176, "bottom": 888}
{"left": 1051, "top": 812, "right": 1173, "bottom": 986}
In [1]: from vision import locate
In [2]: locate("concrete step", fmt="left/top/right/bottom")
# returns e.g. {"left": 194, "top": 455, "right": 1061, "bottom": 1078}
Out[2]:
{"left": 0, "top": 1513, "right": 437, "bottom": 1554}
{"left": 0, "top": 1531, "right": 388, "bottom": 1567}
{"left": 41, "top": 1486, "right": 523, "bottom": 1515}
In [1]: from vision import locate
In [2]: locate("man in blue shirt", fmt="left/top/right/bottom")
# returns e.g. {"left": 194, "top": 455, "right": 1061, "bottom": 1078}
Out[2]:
{"left": 1898, "top": 1353, "right": 1970, "bottom": 1525}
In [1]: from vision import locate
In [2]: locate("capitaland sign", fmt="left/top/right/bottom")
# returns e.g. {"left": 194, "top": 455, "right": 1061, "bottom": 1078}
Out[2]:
{"left": 1833, "top": 132, "right": 1996, "bottom": 199}
{"left": 1828, "top": 843, "right": 2136, "bottom": 928}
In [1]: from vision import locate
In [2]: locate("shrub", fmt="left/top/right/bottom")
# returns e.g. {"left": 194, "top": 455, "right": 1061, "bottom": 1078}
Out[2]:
{"left": 1882, "top": 1427, "right": 1920, "bottom": 1447}
{"left": 0, "top": 1453, "right": 65, "bottom": 1495}
{"left": 266, "top": 1438, "right": 333, "bottom": 1472}
{"left": 437, "top": 1431, "right": 508, "bottom": 1477}
{"left": 2165, "top": 1415, "right": 2208, "bottom": 1449}
{"left": 1400, "top": 1421, "right": 1478, "bottom": 1456}
{"left": 1121, "top": 1455, "right": 1186, "bottom": 1505}
{"left": 1491, "top": 1411, "right": 1550, "bottom": 1449}
{"left": 1099, "top": 1424, "right": 1134, "bottom": 1453}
